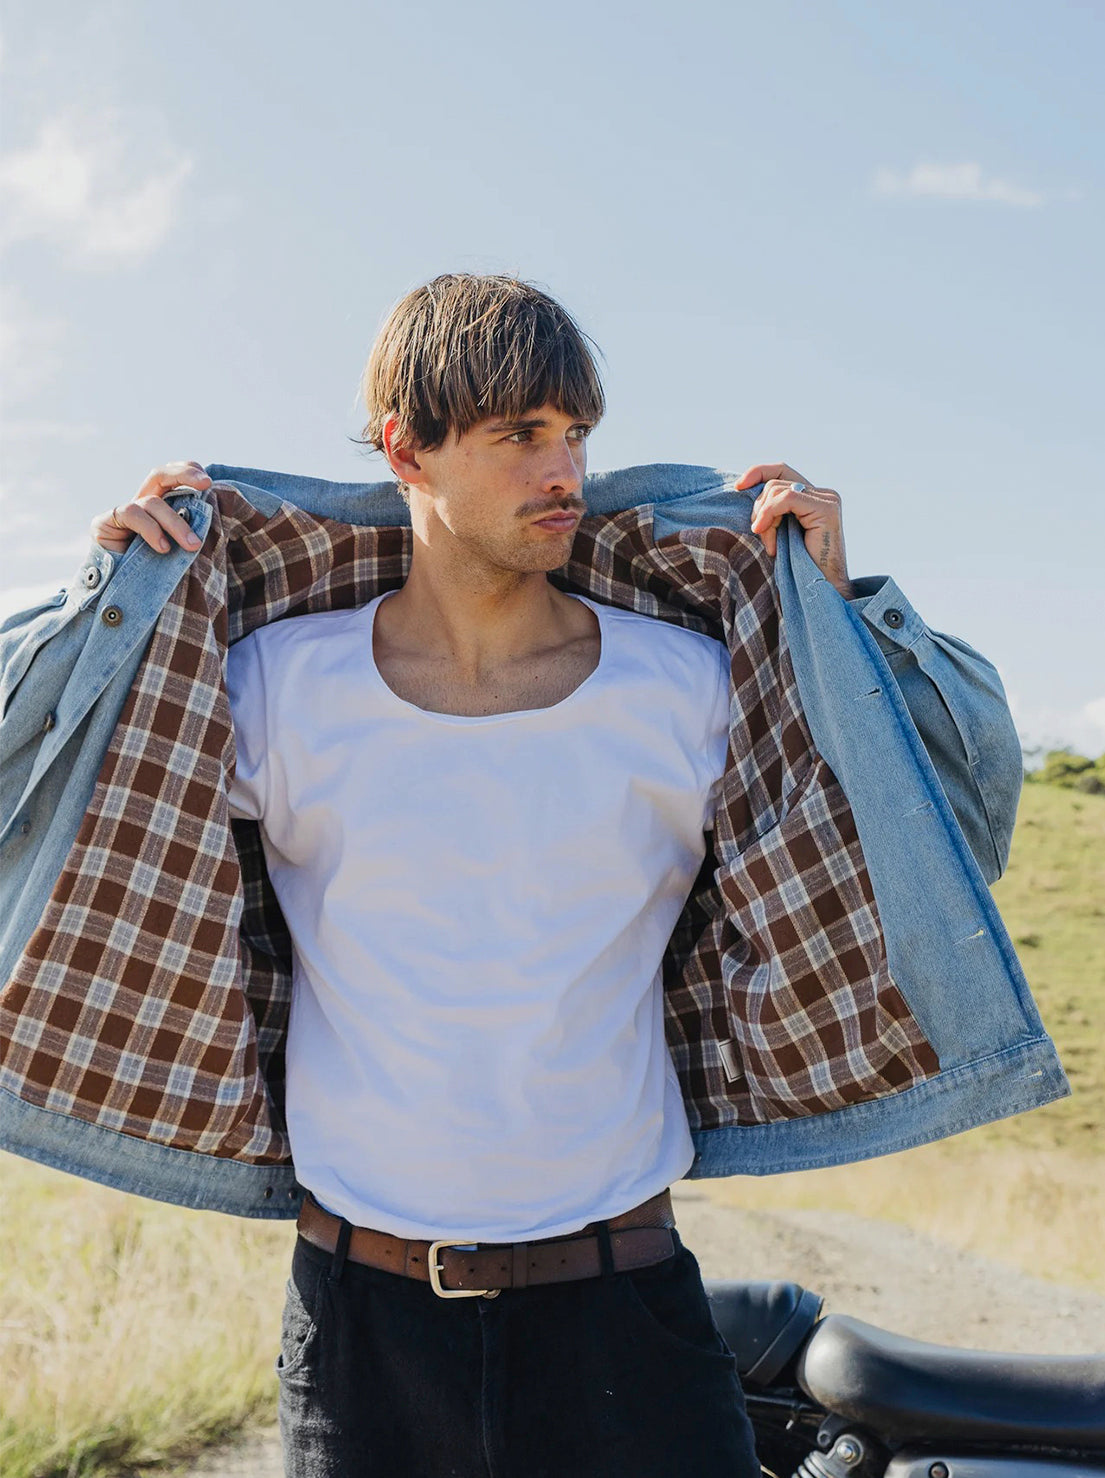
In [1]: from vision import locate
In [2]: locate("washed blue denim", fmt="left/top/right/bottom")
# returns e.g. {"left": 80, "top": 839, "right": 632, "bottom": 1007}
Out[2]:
{"left": 0, "top": 462, "right": 1068, "bottom": 1215}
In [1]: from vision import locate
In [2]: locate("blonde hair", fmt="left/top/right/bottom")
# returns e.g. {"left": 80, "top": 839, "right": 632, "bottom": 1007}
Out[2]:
{"left": 360, "top": 273, "right": 605, "bottom": 492}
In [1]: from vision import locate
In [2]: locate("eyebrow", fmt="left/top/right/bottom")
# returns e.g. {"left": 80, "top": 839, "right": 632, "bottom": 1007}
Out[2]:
{"left": 483, "top": 416, "right": 594, "bottom": 434}
{"left": 484, "top": 417, "right": 552, "bottom": 433}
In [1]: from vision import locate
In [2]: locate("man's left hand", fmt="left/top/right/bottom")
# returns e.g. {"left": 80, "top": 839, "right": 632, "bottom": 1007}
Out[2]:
{"left": 736, "top": 462, "right": 854, "bottom": 600}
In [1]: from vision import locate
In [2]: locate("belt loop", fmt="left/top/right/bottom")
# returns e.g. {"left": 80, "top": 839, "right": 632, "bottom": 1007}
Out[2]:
{"left": 328, "top": 1217, "right": 353, "bottom": 1285}
{"left": 595, "top": 1221, "right": 616, "bottom": 1279}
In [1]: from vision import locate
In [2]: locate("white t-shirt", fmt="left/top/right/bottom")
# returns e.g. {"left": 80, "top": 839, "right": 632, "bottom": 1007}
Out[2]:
{"left": 226, "top": 590, "right": 730, "bottom": 1241}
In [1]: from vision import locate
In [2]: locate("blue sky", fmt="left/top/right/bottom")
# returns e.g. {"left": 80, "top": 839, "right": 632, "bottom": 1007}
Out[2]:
{"left": 2, "top": 0, "right": 1102, "bottom": 754}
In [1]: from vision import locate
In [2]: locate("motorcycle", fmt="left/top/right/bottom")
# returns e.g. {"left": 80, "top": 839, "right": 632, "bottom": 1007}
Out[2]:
{"left": 705, "top": 1279, "right": 1105, "bottom": 1478}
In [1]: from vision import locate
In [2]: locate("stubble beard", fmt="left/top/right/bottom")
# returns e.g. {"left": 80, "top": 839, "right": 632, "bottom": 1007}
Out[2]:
{"left": 452, "top": 512, "right": 576, "bottom": 580}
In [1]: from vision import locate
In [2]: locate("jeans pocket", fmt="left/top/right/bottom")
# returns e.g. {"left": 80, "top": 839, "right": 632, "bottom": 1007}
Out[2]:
{"left": 617, "top": 1241, "right": 736, "bottom": 1368}
{"left": 275, "top": 1244, "right": 329, "bottom": 1381}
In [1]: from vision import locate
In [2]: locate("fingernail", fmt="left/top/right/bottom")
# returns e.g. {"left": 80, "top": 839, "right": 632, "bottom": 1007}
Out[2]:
{"left": 185, "top": 533, "right": 201, "bottom": 547}
{"left": 158, "top": 538, "right": 170, "bottom": 552}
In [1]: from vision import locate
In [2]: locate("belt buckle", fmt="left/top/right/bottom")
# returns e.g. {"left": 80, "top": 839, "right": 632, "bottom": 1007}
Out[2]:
{"left": 427, "top": 1240, "right": 494, "bottom": 1298}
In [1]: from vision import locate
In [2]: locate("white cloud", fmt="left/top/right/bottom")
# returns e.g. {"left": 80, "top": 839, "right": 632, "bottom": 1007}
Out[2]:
{"left": 871, "top": 162, "right": 1044, "bottom": 208}
{"left": 0, "top": 286, "right": 67, "bottom": 403}
{"left": 1010, "top": 693, "right": 1105, "bottom": 760}
{"left": 1084, "top": 697, "right": 1105, "bottom": 734}
{"left": 0, "top": 114, "right": 192, "bottom": 266}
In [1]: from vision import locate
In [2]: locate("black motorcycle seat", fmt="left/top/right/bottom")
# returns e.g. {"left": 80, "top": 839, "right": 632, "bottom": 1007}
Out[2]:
{"left": 798, "top": 1314, "right": 1105, "bottom": 1450}
{"left": 704, "top": 1280, "right": 823, "bottom": 1384}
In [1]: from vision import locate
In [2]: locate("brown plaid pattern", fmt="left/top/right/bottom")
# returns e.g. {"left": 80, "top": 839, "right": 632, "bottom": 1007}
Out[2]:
{"left": 0, "top": 484, "right": 938, "bottom": 1164}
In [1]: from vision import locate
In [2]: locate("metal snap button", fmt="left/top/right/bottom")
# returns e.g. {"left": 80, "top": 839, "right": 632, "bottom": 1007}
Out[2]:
{"left": 20, "top": 820, "right": 31, "bottom": 835}
{"left": 883, "top": 608, "right": 904, "bottom": 628}
{"left": 81, "top": 567, "right": 102, "bottom": 589}
{"left": 43, "top": 711, "right": 56, "bottom": 733}
{"left": 180, "top": 507, "right": 192, "bottom": 526}
{"left": 101, "top": 606, "right": 123, "bottom": 626}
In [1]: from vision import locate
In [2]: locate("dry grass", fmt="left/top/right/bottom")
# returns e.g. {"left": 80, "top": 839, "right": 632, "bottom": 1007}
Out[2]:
{"left": 983, "top": 780, "right": 1105, "bottom": 1154}
{"left": 0, "top": 1160, "right": 294, "bottom": 1478}
{"left": 703, "top": 1139, "right": 1105, "bottom": 1295}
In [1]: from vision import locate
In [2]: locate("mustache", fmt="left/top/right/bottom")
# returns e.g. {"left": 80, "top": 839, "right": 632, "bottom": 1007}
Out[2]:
{"left": 518, "top": 498, "right": 587, "bottom": 519}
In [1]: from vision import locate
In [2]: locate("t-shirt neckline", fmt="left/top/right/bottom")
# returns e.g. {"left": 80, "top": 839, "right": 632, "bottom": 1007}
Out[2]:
{"left": 364, "top": 590, "right": 606, "bottom": 724}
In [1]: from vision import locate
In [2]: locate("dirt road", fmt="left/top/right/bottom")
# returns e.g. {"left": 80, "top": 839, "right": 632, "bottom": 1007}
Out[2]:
{"left": 160, "top": 1181, "right": 1105, "bottom": 1476}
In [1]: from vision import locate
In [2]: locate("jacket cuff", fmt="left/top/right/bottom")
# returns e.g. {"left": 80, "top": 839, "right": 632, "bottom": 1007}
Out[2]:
{"left": 846, "top": 575, "right": 924, "bottom": 656}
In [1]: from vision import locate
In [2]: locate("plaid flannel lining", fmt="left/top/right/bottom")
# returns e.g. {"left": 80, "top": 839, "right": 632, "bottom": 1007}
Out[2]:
{"left": 0, "top": 484, "right": 938, "bottom": 1163}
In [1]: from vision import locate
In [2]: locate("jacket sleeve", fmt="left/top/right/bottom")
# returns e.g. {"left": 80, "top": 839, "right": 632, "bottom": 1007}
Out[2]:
{"left": 844, "top": 573, "right": 1022, "bottom": 883}
{"left": 0, "top": 540, "right": 119, "bottom": 717}
{"left": 640, "top": 471, "right": 1023, "bottom": 887}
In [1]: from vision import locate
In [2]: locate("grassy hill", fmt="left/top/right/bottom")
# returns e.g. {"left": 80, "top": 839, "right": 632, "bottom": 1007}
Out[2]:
{"left": 987, "top": 779, "right": 1104, "bottom": 1151}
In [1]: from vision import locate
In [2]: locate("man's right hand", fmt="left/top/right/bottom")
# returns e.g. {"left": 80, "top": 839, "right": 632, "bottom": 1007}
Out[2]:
{"left": 90, "top": 461, "right": 212, "bottom": 555}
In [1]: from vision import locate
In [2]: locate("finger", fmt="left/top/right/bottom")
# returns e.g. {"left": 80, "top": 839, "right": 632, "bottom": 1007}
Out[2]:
{"left": 735, "top": 464, "right": 784, "bottom": 491}
{"left": 109, "top": 501, "right": 172, "bottom": 552}
{"left": 90, "top": 510, "right": 135, "bottom": 553}
{"left": 736, "top": 463, "right": 802, "bottom": 491}
{"left": 751, "top": 480, "right": 812, "bottom": 552}
{"left": 135, "top": 461, "right": 212, "bottom": 503}
{"left": 104, "top": 499, "right": 186, "bottom": 555}
{"left": 136, "top": 492, "right": 203, "bottom": 549}
{"left": 750, "top": 479, "right": 792, "bottom": 529}
{"left": 752, "top": 480, "right": 837, "bottom": 528}
{"left": 749, "top": 498, "right": 783, "bottom": 556}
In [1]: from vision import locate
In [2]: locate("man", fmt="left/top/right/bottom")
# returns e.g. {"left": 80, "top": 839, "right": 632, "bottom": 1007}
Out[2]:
{"left": 45, "top": 271, "right": 1058, "bottom": 1476}
{"left": 85, "top": 274, "right": 851, "bottom": 1474}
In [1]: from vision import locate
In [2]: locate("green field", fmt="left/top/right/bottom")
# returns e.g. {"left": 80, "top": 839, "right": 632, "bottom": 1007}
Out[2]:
{"left": 1, "top": 779, "right": 1102, "bottom": 1477}
{"left": 989, "top": 778, "right": 1105, "bottom": 1151}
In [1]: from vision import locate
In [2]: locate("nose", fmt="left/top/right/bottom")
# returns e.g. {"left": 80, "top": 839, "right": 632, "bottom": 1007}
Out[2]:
{"left": 540, "top": 435, "right": 585, "bottom": 499}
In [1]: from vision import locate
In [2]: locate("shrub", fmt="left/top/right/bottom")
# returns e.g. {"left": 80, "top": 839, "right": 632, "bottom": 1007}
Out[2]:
{"left": 1028, "top": 748, "right": 1105, "bottom": 793}
{"left": 1075, "top": 771, "right": 1105, "bottom": 796}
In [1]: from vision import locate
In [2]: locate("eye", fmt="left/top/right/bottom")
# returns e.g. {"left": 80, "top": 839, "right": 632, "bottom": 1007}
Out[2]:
{"left": 505, "top": 429, "right": 534, "bottom": 444}
{"left": 569, "top": 424, "right": 593, "bottom": 442}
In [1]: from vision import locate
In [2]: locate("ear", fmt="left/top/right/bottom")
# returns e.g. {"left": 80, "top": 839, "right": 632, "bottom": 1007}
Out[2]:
{"left": 383, "top": 416, "right": 426, "bottom": 487}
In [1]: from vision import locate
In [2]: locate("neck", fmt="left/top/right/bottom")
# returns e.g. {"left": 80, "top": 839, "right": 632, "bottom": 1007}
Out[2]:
{"left": 381, "top": 542, "right": 568, "bottom": 680}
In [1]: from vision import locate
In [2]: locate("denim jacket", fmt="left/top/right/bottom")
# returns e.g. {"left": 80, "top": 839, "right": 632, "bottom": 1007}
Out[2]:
{"left": 0, "top": 462, "right": 1068, "bottom": 1220}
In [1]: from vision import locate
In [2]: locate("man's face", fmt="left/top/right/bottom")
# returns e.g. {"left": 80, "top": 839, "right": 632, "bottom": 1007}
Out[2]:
{"left": 404, "top": 403, "right": 593, "bottom": 574}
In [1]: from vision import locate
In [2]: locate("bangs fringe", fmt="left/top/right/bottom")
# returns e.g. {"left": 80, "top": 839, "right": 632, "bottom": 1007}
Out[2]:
{"left": 360, "top": 274, "right": 605, "bottom": 456}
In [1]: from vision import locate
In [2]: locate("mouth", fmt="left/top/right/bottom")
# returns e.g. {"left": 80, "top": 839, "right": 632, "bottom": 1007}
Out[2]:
{"left": 531, "top": 511, "right": 581, "bottom": 533}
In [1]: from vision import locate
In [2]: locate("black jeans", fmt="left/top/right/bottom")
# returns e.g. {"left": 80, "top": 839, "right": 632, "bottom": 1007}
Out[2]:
{"left": 277, "top": 1224, "right": 760, "bottom": 1477}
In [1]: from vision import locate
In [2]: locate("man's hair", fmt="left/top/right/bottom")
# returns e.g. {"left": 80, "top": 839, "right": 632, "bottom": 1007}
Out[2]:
{"left": 360, "top": 273, "right": 605, "bottom": 493}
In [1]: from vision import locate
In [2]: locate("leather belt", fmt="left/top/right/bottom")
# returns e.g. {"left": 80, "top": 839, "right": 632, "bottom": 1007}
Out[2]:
{"left": 296, "top": 1188, "right": 677, "bottom": 1298}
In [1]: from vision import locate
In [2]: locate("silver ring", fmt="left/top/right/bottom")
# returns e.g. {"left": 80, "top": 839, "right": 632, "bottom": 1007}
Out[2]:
{"left": 789, "top": 482, "right": 808, "bottom": 494}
